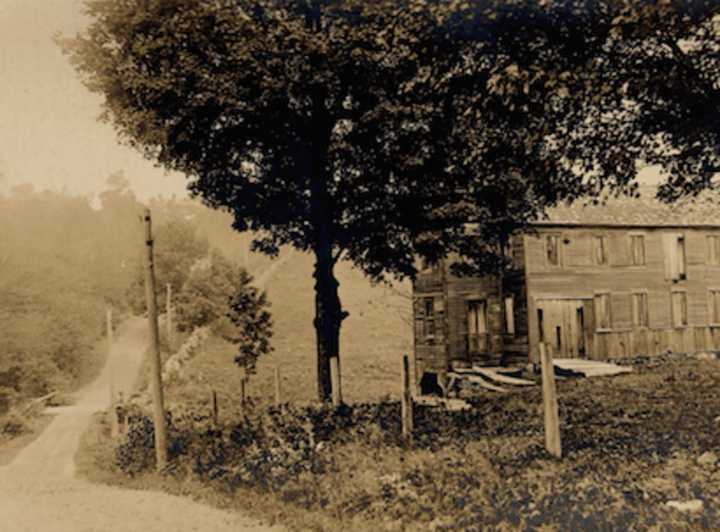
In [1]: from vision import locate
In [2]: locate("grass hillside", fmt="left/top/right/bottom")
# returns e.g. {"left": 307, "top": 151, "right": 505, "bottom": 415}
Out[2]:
{"left": 164, "top": 251, "right": 413, "bottom": 413}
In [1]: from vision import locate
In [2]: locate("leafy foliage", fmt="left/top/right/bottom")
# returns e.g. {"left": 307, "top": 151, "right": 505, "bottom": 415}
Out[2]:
{"left": 62, "top": 0, "right": 720, "bottom": 399}
{"left": 114, "top": 357, "right": 720, "bottom": 530}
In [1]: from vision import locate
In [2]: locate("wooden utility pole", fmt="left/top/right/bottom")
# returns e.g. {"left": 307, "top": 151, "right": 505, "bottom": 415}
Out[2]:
{"left": 330, "top": 356, "right": 342, "bottom": 406}
{"left": 106, "top": 303, "right": 119, "bottom": 439}
{"left": 166, "top": 282, "right": 174, "bottom": 351}
{"left": 539, "top": 342, "right": 562, "bottom": 458}
{"left": 142, "top": 208, "right": 168, "bottom": 470}
{"left": 401, "top": 354, "right": 414, "bottom": 443}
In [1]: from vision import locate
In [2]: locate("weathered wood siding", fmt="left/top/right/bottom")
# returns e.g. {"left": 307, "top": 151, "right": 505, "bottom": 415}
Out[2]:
{"left": 445, "top": 271, "right": 503, "bottom": 366}
{"left": 525, "top": 226, "right": 720, "bottom": 361}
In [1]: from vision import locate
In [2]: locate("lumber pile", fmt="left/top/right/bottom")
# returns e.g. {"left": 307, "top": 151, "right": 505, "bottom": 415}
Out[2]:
{"left": 552, "top": 358, "right": 633, "bottom": 378}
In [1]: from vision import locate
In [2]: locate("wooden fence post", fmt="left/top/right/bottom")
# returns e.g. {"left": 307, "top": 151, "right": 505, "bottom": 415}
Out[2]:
{"left": 539, "top": 342, "right": 562, "bottom": 458}
{"left": 401, "top": 354, "right": 414, "bottom": 443}
{"left": 211, "top": 390, "right": 218, "bottom": 425}
{"left": 142, "top": 208, "right": 168, "bottom": 470}
{"left": 240, "top": 377, "right": 246, "bottom": 412}
{"left": 274, "top": 367, "right": 282, "bottom": 407}
{"left": 330, "top": 357, "right": 342, "bottom": 406}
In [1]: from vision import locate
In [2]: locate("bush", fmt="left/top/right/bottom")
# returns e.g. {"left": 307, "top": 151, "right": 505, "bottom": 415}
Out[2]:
{"left": 0, "top": 410, "right": 30, "bottom": 437}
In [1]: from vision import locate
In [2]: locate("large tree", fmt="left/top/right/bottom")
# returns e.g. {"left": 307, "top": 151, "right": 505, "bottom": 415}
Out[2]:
{"left": 62, "top": 0, "right": 720, "bottom": 400}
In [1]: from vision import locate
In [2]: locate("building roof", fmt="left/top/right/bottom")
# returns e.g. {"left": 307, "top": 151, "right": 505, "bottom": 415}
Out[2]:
{"left": 537, "top": 187, "right": 720, "bottom": 228}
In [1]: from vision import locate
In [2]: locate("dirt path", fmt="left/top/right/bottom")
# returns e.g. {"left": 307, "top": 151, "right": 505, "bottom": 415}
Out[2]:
{"left": 0, "top": 317, "right": 281, "bottom": 532}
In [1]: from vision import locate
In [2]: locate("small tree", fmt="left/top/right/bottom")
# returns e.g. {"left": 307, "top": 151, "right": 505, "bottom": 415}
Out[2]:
{"left": 175, "top": 250, "right": 273, "bottom": 373}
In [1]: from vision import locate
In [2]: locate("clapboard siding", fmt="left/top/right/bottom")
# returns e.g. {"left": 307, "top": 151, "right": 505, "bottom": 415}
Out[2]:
{"left": 525, "top": 226, "right": 720, "bottom": 361}
{"left": 412, "top": 225, "right": 720, "bottom": 378}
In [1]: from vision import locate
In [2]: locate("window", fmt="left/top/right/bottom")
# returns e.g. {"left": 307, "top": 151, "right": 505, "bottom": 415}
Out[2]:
{"left": 708, "top": 235, "right": 720, "bottom": 266}
{"left": 546, "top": 234, "right": 560, "bottom": 266}
{"left": 467, "top": 300, "right": 488, "bottom": 353}
{"left": 631, "top": 234, "right": 646, "bottom": 266}
{"left": 632, "top": 292, "right": 649, "bottom": 328}
{"left": 504, "top": 296, "right": 515, "bottom": 335}
{"left": 414, "top": 297, "right": 436, "bottom": 342}
{"left": 537, "top": 309, "right": 544, "bottom": 341}
{"left": 593, "top": 235, "right": 608, "bottom": 265}
{"left": 594, "top": 293, "right": 611, "bottom": 330}
{"left": 671, "top": 291, "right": 688, "bottom": 328}
{"left": 663, "top": 233, "right": 687, "bottom": 281}
{"left": 709, "top": 290, "right": 720, "bottom": 324}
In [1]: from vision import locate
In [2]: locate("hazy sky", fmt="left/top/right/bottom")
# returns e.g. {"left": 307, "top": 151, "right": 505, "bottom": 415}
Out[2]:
{"left": 0, "top": 0, "right": 188, "bottom": 200}
{"left": 0, "top": 0, "right": 663, "bottom": 202}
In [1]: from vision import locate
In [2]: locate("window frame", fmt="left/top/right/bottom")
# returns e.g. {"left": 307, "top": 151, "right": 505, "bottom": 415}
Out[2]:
{"left": 592, "top": 234, "right": 609, "bottom": 266}
{"left": 466, "top": 298, "right": 489, "bottom": 354}
{"left": 544, "top": 233, "right": 562, "bottom": 268}
{"left": 708, "top": 288, "right": 720, "bottom": 326}
{"left": 629, "top": 232, "right": 646, "bottom": 267}
{"left": 707, "top": 235, "right": 720, "bottom": 267}
{"left": 594, "top": 292, "right": 612, "bottom": 332}
{"left": 671, "top": 289, "right": 688, "bottom": 329}
{"left": 631, "top": 290, "right": 649, "bottom": 329}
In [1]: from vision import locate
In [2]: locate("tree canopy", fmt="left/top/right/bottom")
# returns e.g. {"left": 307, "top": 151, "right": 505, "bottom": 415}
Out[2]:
{"left": 62, "top": 0, "right": 720, "bottom": 399}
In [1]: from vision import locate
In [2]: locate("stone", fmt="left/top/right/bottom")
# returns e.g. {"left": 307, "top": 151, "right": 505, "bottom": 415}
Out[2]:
{"left": 698, "top": 451, "right": 718, "bottom": 467}
{"left": 665, "top": 499, "right": 704, "bottom": 513}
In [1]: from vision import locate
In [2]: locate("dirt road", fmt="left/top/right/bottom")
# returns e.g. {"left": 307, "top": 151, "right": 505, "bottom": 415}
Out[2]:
{"left": 0, "top": 317, "right": 280, "bottom": 532}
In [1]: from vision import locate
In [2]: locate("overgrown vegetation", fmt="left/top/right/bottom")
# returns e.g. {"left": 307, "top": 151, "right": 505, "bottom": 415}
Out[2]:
{"left": 80, "top": 357, "right": 720, "bottom": 531}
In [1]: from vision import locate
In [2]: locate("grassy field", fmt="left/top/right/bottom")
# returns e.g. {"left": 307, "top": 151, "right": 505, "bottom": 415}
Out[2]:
{"left": 163, "top": 251, "right": 413, "bottom": 415}
{"left": 75, "top": 254, "right": 720, "bottom": 530}
{"left": 79, "top": 355, "right": 720, "bottom": 531}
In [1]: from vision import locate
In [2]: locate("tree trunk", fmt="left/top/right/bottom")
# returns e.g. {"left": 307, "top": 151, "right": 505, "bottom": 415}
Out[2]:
{"left": 313, "top": 237, "right": 345, "bottom": 402}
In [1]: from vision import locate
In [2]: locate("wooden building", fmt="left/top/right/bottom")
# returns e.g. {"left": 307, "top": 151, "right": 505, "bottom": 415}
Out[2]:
{"left": 412, "top": 195, "right": 720, "bottom": 386}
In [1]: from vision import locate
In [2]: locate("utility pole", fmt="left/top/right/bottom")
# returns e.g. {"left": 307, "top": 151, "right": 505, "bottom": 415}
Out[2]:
{"left": 106, "top": 303, "right": 118, "bottom": 439}
{"left": 166, "top": 282, "right": 174, "bottom": 351}
{"left": 142, "top": 208, "right": 168, "bottom": 470}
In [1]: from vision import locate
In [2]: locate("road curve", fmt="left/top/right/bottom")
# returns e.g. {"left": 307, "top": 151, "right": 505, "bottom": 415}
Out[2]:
{"left": 0, "top": 317, "right": 280, "bottom": 532}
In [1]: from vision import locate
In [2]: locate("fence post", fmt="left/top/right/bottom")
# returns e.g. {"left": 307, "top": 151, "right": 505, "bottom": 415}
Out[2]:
{"left": 211, "top": 390, "right": 218, "bottom": 425}
{"left": 539, "top": 342, "right": 562, "bottom": 458}
{"left": 330, "top": 357, "right": 342, "bottom": 406}
{"left": 274, "top": 367, "right": 282, "bottom": 407}
{"left": 401, "top": 354, "right": 414, "bottom": 443}
{"left": 240, "top": 377, "right": 246, "bottom": 412}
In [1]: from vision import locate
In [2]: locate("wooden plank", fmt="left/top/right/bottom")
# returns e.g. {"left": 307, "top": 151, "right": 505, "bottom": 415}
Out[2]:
{"left": 540, "top": 343, "right": 562, "bottom": 458}
{"left": 472, "top": 367, "right": 536, "bottom": 386}
{"left": 448, "top": 372, "right": 508, "bottom": 393}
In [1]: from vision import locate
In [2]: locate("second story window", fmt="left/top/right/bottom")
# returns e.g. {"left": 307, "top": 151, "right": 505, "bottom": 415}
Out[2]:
{"left": 671, "top": 290, "right": 688, "bottom": 328}
{"left": 631, "top": 234, "right": 646, "bottom": 266}
{"left": 632, "top": 292, "right": 649, "bottom": 328}
{"left": 593, "top": 235, "right": 608, "bottom": 265}
{"left": 546, "top": 234, "right": 560, "bottom": 266}
{"left": 708, "top": 235, "right": 720, "bottom": 266}
{"left": 467, "top": 299, "right": 488, "bottom": 353}
{"left": 594, "top": 293, "right": 611, "bottom": 330}
{"left": 663, "top": 233, "right": 687, "bottom": 281}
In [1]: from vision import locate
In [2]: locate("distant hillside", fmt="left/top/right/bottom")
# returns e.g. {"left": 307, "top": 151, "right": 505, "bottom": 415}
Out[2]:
{"left": 165, "top": 251, "right": 413, "bottom": 408}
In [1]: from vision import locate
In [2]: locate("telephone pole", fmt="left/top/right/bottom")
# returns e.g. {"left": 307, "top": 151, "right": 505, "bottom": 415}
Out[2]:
{"left": 106, "top": 303, "right": 118, "bottom": 439}
{"left": 166, "top": 282, "right": 174, "bottom": 351}
{"left": 142, "top": 208, "right": 168, "bottom": 470}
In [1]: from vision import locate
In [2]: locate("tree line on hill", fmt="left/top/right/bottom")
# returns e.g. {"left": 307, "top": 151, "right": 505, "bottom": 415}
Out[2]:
{"left": 0, "top": 175, "right": 271, "bottom": 417}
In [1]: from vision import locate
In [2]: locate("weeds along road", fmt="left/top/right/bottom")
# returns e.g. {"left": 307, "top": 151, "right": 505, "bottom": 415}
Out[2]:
{"left": 0, "top": 316, "right": 280, "bottom": 532}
